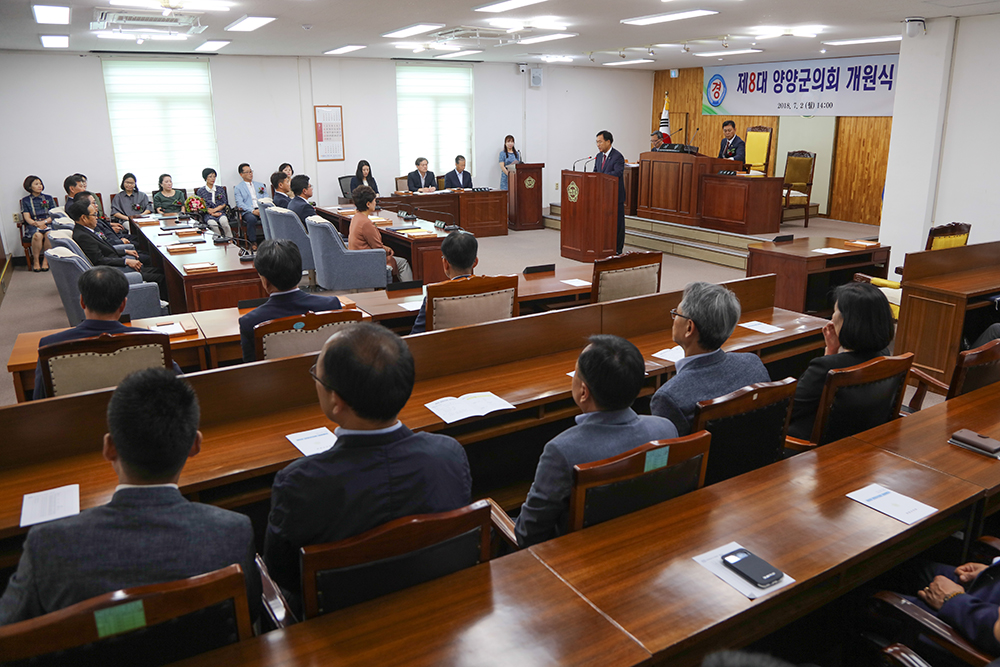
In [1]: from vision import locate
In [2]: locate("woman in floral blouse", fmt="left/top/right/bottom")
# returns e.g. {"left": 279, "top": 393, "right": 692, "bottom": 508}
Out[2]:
{"left": 19, "top": 175, "right": 55, "bottom": 272}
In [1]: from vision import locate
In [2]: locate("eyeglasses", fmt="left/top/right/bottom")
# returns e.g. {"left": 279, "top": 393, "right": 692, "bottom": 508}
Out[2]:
{"left": 670, "top": 309, "right": 696, "bottom": 326}
{"left": 309, "top": 363, "right": 334, "bottom": 391}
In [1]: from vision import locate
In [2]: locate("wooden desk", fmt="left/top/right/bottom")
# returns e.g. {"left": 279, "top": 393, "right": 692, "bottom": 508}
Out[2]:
{"left": 636, "top": 151, "right": 736, "bottom": 227}
{"left": 377, "top": 189, "right": 509, "bottom": 238}
{"left": 746, "top": 237, "right": 890, "bottom": 315}
{"left": 623, "top": 163, "right": 639, "bottom": 216}
{"left": 169, "top": 550, "right": 650, "bottom": 667}
{"left": 895, "top": 241, "right": 1000, "bottom": 384}
{"left": 699, "top": 173, "right": 783, "bottom": 235}
{"left": 531, "top": 437, "right": 982, "bottom": 665}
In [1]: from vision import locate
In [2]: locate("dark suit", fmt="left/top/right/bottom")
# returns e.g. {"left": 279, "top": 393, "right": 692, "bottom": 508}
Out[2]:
{"left": 594, "top": 147, "right": 626, "bottom": 254}
{"left": 71, "top": 224, "right": 167, "bottom": 300}
{"left": 263, "top": 424, "right": 471, "bottom": 601}
{"left": 94, "top": 218, "right": 147, "bottom": 262}
{"left": 787, "top": 349, "right": 886, "bottom": 440}
{"left": 905, "top": 562, "right": 1000, "bottom": 655}
{"left": 272, "top": 191, "right": 291, "bottom": 208}
{"left": 408, "top": 170, "right": 436, "bottom": 192}
{"left": 0, "top": 487, "right": 260, "bottom": 626}
{"left": 444, "top": 169, "right": 473, "bottom": 189}
{"left": 238, "top": 289, "right": 342, "bottom": 362}
{"left": 718, "top": 135, "right": 746, "bottom": 162}
{"left": 349, "top": 176, "right": 379, "bottom": 195}
{"left": 286, "top": 197, "right": 316, "bottom": 224}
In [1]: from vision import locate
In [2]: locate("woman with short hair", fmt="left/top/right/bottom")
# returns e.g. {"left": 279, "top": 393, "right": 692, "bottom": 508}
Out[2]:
{"left": 195, "top": 168, "right": 233, "bottom": 237}
{"left": 153, "top": 174, "right": 184, "bottom": 215}
{"left": 19, "top": 175, "right": 55, "bottom": 271}
{"left": 110, "top": 173, "right": 151, "bottom": 221}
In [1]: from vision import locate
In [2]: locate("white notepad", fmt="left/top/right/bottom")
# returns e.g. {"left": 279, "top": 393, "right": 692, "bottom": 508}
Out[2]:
{"left": 21, "top": 484, "right": 80, "bottom": 527}
{"left": 398, "top": 301, "right": 424, "bottom": 312}
{"left": 652, "top": 347, "right": 685, "bottom": 363}
{"left": 285, "top": 427, "right": 338, "bottom": 456}
{"left": 561, "top": 279, "right": 591, "bottom": 287}
{"left": 425, "top": 392, "right": 516, "bottom": 424}
{"left": 812, "top": 247, "right": 849, "bottom": 255}
{"left": 739, "top": 321, "right": 783, "bottom": 334}
{"left": 846, "top": 483, "right": 937, "bottom": 525}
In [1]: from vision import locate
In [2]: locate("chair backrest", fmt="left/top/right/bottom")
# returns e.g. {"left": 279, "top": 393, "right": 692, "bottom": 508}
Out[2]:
{"left": 568, "top": 431, "right": 711, "bottom": 532}
{"left": 436, "top": 175, "right": 446, "bottom": 190}
{"left": 925, "top": 222, "right": 972, "bottom": 251}
{"left": 591, "top": 251, "right": 662, "bottom": 303}
{"left": 395, "top": 176, "right": 409, "bottom": 192}
{"left": 0, "top": 564, "right": 252, "bottom": 667}
{"left": 258, "top": 198, "right": 274, "bottom": 240}
{"left": 744, "top": 126, "right": 773, "bottom": 173}
{"left": 811, "top": 353, "right": 914, "bottom": 445}
{"left": 47, "top": 228, "right": 84, "bottom": 256}
{"left": 300, "top": 500, "right": 492, "bottom": 619}
{"left": 267, "top": 206, "right": 314, "bottom": 271}
{"left": 254, "top": 309, "right": 364, "bottom": 361}
{"left": 948, "top": 339, "right": 1000, "bottom": 399}
{"left": 425, "top": 275, "right": 519, "bottom": 331}
{"left": 39, "top": 332, "right": 172, "bottom": 398}
{"left": 692, "top": 378, "right": 797, "bottom": 485}
{"left": 783, "top": 151, "right": 816, "bottom": 192}
{"left": 338, "top": 175, "right": 354, "bottom": 198}
{"left": 44, "top": 247, "right": 91, "bottom": 326}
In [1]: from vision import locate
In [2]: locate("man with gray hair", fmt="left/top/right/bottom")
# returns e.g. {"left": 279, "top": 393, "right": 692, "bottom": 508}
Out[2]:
{"left": 650, "top": 282, "right": 770, "bottom": 435}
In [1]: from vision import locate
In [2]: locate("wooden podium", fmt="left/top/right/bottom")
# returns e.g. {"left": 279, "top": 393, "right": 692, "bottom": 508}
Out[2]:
{"left": 637, "top": 151, "right": 734, "bottom": 226}
{"left": 560, "top": 170, "right": 617, "bottom": 262}
{"left": 508, "top": 162, "right": 545, "bottom": 230}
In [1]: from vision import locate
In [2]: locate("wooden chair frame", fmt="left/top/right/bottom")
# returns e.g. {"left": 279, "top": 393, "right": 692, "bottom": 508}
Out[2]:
{"left": 881, "top": 643, "right": 935, "bottom": 667}
{"left": 18, "top": 195, "right": 59, "bottom": 271}
{"left": 589, "top": 251, "right": 663, "bottom": 304}
{"left": 300, "top": 500, "right": 492, "bottom": 619}
{"left": 744, "top": 125, "right": 773, "bottom": 175}
{"left": 255, "top": 554, "right": 296, "bottom": 629}
{"left": 782, "top": 150, "right": 816, "bottom": 228}
{"left": 909, "top": 339, "right": 1000, "bottom": 410}
{"left": 0, "top": 564, "right": 252, "bottom": 663}
{"left": 252, "top": 309, "right": 364, "bottom": 361}
{"left": 425, "top": 275, "right": 519, "bottom": 332}
{"left": 38, "top": 331, "right": 173, "bottom": 399}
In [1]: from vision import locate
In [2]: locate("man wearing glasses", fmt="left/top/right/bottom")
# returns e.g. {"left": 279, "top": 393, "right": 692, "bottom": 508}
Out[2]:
{"left": 650, "top": 282, "right": 769, "bottom": 435}
{"left": 234, "top": 163, "right": 266, "bottom": 249}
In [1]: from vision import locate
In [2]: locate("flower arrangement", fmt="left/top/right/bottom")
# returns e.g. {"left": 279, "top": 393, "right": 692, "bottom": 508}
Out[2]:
{"left": 257, "top": 185, "right": 266, "bottom": 196}
{"left": 184, "top": 195, "right": 208, "bottom": 214}
{"left": 132, "top": 201, "right": 143, "bottom": 212}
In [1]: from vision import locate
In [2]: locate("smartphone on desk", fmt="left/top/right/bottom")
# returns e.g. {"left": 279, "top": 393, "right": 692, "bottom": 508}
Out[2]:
{"left": 722, "top": 549, "right": 783, "bottom": 588}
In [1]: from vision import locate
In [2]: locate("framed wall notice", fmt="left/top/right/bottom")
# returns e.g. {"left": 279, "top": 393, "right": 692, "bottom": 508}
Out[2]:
{"left": 314, "top": 105, "right": 345, "bottom": 161}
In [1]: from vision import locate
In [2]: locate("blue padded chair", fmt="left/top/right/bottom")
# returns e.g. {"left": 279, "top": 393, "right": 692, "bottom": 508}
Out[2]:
{"left": 305, "top": 216, "right": 388, "bottom": 291}
{"left": 268, "top": 206, "right": 316, "bottom": 288}
{"left": 258, "top": 198, "right": 274, "bottom": 241}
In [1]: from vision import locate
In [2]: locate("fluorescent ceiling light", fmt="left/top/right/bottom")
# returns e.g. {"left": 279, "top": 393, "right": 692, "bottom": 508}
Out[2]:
{"left": 325, "top": 44, "right": 366, "bottom": 55}
{"left": 822, "top": 35, "right": 902, "bottom": 46}
{"left": 621, "top": 9, "right": 717, "bottom": 26}
{"left": 518, "top": 32, "right": 576, "bottom": 44}
{"left": 224, "top": 16, "right": 275, "bottom": 32}
{"left": 693, "top": 48, "right": 762, "bottom": 57}
{"left": 488, "top": 16, "right": 567, "bottom": 31}
{"left": 32, "top": 5, "right": 70, "bottom": 24}
{"left": 196, "top": 40, "right": 230, "bottom": 51}
{"left": 541, "top": 55, "right": 572, "bottom": 62}
{"left": 382, "top": 23, "right": 445, "bottom": 38}
{"left": 434, "top": 50, "right": 483, "bottom": 58}
{"left": 604, "top": 59, "right": 655, "bottom": 66}
{"left": 430, "top": 43, "right": 461, "bottom": 51}
{"left": 173, "top": 0, "right": 232, "bottom": 8}
{"left": 475, "top": 0, "right": 547, "bottom": 12}
{"left": 109, "top": 0, "right": 232, "bottom": 8}
{"left": 40, "top": 34, "right": 68, "bottom": 47}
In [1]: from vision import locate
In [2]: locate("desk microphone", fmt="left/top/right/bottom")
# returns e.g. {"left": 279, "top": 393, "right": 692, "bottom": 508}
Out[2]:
{"left": 572, "top": 156, "right": 592, "bottom": 170}
{"left": 689, "top": 127, "right": 701, "bottom": 149}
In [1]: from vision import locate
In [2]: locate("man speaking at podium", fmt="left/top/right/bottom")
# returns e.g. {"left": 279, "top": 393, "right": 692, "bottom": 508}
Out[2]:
{"left": 594, "top": 130, "right": 626, "bottom": 254}
{"left": 718, "top": 120, "right": 745, "bottom": 162}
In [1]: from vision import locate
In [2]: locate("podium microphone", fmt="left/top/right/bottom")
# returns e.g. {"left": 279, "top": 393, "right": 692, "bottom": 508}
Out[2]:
{"left": 583, "top": 157, "right": 596, "bottom": 171}
{"left": 689, "top": 127, "right": 701, "bottom": 148}
{"left": 572, "top": 155, "right": 592, "bottom": 170}
{"left": 672, "top": 127, "right": 685, "bottom": 138}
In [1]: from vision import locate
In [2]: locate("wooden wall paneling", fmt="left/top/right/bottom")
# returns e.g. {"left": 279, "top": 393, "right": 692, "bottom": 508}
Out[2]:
{"left": 829, "top": 116, "right": 892, "bottom": 225}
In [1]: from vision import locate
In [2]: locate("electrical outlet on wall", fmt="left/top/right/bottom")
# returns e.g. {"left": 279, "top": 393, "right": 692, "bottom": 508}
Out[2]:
{"left": 554, "top": 182, "right": 559, "bottom": 191}
{"left": 12, "top": 213, "right": 20, "bottom": 224}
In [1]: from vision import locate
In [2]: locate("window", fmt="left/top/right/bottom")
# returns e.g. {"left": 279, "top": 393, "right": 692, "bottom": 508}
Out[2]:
{"left": 396, "top": 65, "right": 474, "bottom": 179}
{"left": 102, "top": 60, "right": 221, "bottom": 196}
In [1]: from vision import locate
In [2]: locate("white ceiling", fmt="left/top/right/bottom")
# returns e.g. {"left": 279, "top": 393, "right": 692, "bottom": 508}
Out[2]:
{"left": 3, "top": 0, "right": 1000, "bottom": 68}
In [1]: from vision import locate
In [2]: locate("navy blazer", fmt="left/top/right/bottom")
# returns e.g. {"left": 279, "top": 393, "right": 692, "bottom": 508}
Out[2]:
{"left": 286, "top": 197, "right": 316, "bottom": 224}
{"left": 33, "top": 319, "right": 132, "bottom": 400}
{"left": 594, "top": 148, "right": 626, "bottom": 203}
{"left": 935, "top": 563, "right": 1000, "bottom": 654}
{"left": 787, "top": 348, "right": 887, "bottom": 440}
{"left": 719, "top": 135, "right": 746, "bottom": 162}
{"left": 272, "top": 191, "right": 291, "bottom": 208}
{"left": 72, "top": 223, "right": 128, "bottom": 268}
{"left": 238, "top": 289, "right": 342, "bottom": 362}
{"left": 444, "top": 169, "right": 473, "bottom": 189}
{"left": 408, "top": 170, "right": 436, "bottom": 192}
{"left": 263, "top": 424, "right": 471, "bottom": 597}
{"left": 349, "top": 176, "right": 379, "bottom": 195}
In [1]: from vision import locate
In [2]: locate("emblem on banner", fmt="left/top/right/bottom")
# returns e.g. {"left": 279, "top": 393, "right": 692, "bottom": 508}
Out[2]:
{"left": 707, "top": 73, "right": 727, "bottom": 107}
{"left": 567, "top": 181, "right": 580, "bottom": 203}
{"left": 524, "top": 176, "right": 536, "bottom": 189}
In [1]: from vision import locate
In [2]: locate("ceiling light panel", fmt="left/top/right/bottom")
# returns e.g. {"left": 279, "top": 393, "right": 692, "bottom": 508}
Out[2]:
{"left": 224, "top": 16, "right": 275, "bottom": 32}
{"left": 822, "top": 35, "right": 902, "bottom": 45}
{"left": 693, "top": 48, "right": 762, "bottom": 57}
{"left": 40, "top": 34, "right": 69, "bottom": 47}
{"left": 621, "top": 9, "right": 717, "bottom": 26}
{"left": 196, "top": 40, "right": 230, "bottom": 51}
{"left": 325, "top": 45, "right": 366, "bottom": 55}
{"left": 604, "top": 59, "right": 655, "bottom": 66}
{"left": 475, "top": 0, "right": 547, "bottom": 12}
{"left": 32, "top": 5, "right": 70, "bottom": 24}
{"left": 382, "top": 23, "right": 445, "bottom": 38}
{"left": 518, "top": 32, "right": 576, "bottom": 44}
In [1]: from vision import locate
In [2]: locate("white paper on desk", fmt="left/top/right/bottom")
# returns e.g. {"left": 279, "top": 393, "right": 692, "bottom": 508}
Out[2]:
{"left": 398, "top": 300, "right": 424, "bottom": 312}
{"left": 285, "top": 427, "right": 338, "bottom": 457}
{"left": 739, "top": 321, "right": 784, "bottom": 334}
{"left": 812, "top": 247, "right": 849, "bottom": 255}
{"left": 560, "top": 279, "right": 592, "bottom": 287}
{"left": 150, "top": 322, "right": 185, "bottom": 336}
{"left": 425, "top": 392, "right": 516, "bottom": 424}
{"left": 847, "top": 483, "right": 936, "bottom": 525}
{"left": 20, "top": 484, "right": 80, "bottom": 527}
{"left": 693, "top": 541, "right": 796, "bottom": 600}
{"left": 567, "top": 370, "right": 575, "bottom": 377}
{"left": 652, "top": 347, "right": 685, "bottom": 363}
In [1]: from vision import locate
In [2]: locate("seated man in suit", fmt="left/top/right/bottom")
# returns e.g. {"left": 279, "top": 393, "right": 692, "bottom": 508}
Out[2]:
{"left": 263, "top": 322, "right": 471, "bottom": 609}
{"left": 72, "top": 191, "right": 148, "bottom": 263}
{"left": 515, "top": 335, "right": 678, "bottom": 547}
{"left": 238, "top": 239, "right": 342, "bottom": 363}
{"left": 234, "top": 163, "right": 266, "bottom": 248}
{"left": 286, "top": 174, "right": 316, "bottom": 223}
{"left": 410, "top": 230, "right": 477, "bottom": 335}
{"left": 63, "top": 174, "right": 86, "bottom": 211}
{"left": 270, "top": 171, "right": 292, "bottom": 208}
{"left": 718, "top": 120, "right": 746, "bottom": 162}
{"left": 407, "top": 157, "right": 436, "bottom": 193}
{"left": 650, "top": 131, "right": 667, "bottom": 150}
{"left": 68, "top": 195, "right": 168, "bottom": 301}
{"left": 0, "top": 368, "right": 260, "bottom": 625}
{"left": 650, "top": 282, "right": 769, "bottom": 435}
{"left": 972, "top": 323, "right": 1000, "bottom": 350}
{"left": 443, "top": 155, "right": 473, "bottom": 189}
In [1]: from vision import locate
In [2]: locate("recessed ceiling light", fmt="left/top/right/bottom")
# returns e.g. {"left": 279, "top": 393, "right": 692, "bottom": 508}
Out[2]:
{"left": 325, "top": 45, "right": 366, "bottom": 55}
{"left": 822, "top": 35, "right": 902, "bottom": 46}
{"left": 488, "top": 17, "right": 567, "bottom": 31}
{"left": 518, "top": 32, "right": 577, "bottom": 44}
{"left": 621, "top": 9, "right": 717, "bottom": 26}
{"left": 224, "top": 16, "right": 275, "bottom": 32}
{"left": 196, "top": 40, "right": 230, "bottom": 51}
{"left": 541, "top": 55, "right": 572, "bottom": 62}
{"left": 40, "top": 34, "right": 68, "bottom": 47}
{"left": 434, "top": 50, "right": 483, "bottom": 58}
{"left": 475, "top": 0, "right": 547, "bottom": 12}
{"left": 382, "top": 23, "right": 445, "bottom": 38}
{"left": 32, "top": 5, "right": 70, "bottom": 25}
{"left": 692, "top": 48, "right": 762, "bottom": 57}
{"left": 604, "top": 59, "right": 655, "bottom": 66}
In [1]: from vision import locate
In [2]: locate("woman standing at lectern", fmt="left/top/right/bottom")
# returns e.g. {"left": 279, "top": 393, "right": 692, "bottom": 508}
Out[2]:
{"left": 499, "top": 135, "right": 521, "bottom": 191}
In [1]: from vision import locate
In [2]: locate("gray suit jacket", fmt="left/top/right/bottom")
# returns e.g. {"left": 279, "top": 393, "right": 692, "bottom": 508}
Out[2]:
{"left": 650, "top": 349, "right": 770, "bottom": 436}
{"left": 515, "top": 408, "right": 678, "bottom": 547}
{"left": 0, "top": 486, "right": 260, "bottom": 625}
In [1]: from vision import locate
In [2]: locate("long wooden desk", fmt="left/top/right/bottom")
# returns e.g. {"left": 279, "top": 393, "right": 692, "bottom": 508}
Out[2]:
{"left": 379, "top": 189, "right": 509, "bottom": 238}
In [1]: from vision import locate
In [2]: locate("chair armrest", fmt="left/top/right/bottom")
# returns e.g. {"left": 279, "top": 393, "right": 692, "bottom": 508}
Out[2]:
{"left": 895, "top": 266, "right": 904, "bottom": 276}
{"left": 785, "top": 435, "right": 817, "bottom": 452}
{"left": 124, "top": 271, "right": 144, "bottom": 285}
{"left": 907, "top": 367, "right": 950, "bottom": 412}
{"left": 487, "top": 498, "right": 519, "bottom": 552}
{"left": 882, "top": 643, "right": 933, "bottom": 667}
{"left": 255, "top": 554, "right": 297, "bottom": 630}
{"left": 976, "top": 536, "right": 1000, "bottom": 560}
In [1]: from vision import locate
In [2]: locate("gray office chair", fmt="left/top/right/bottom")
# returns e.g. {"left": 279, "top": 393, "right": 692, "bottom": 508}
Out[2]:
{"left": 268, "top": 206, "right": 316, "bottom": 288}
{"left": 258, "top": 197, "right": 274, "bottom": 241}
{"left": 305, "top": 216, "right": 388, "bottom": 291}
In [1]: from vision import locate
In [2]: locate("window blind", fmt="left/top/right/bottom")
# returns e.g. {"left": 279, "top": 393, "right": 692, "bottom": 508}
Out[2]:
{"left": 396, "top": 65, "right": 474, "bottom": 179}
{"left": 102, "top": 60, "right": 221, "bottom": 196}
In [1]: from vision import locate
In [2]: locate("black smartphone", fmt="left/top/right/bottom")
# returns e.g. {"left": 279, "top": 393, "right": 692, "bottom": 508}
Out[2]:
{"left": 721, "top": 549, "right": 783, "bottom": 588}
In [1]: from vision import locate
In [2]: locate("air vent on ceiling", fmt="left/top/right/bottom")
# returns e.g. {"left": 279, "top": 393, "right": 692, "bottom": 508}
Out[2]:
{"left": 91, "top": 9, "right": 201, "bottom": 30}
